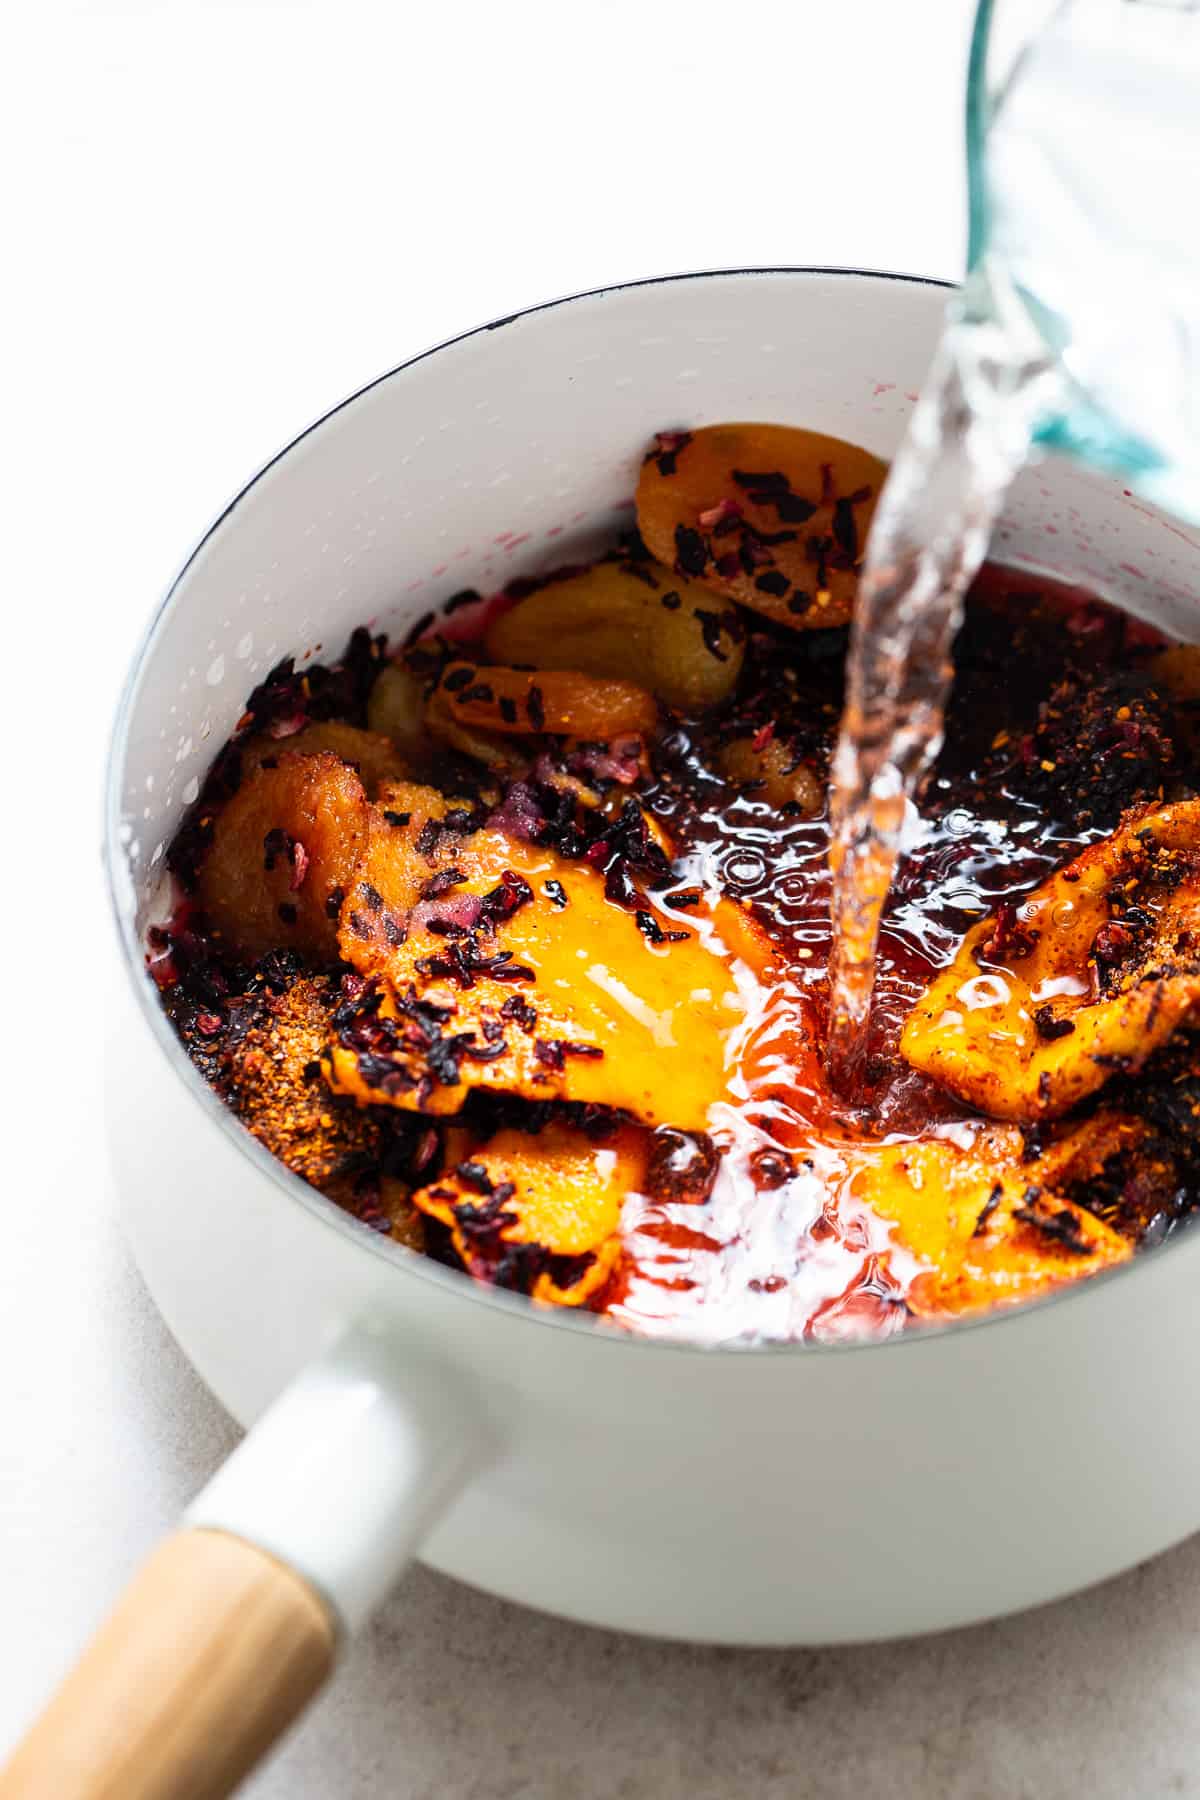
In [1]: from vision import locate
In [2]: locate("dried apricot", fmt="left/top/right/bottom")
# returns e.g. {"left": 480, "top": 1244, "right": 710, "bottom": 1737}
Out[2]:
{"left": 636, "top": 422, "right": 886, "bottom": 630}
{"left": 241, "top": 720, "right": 409, "bottom": 797}
{"left": 197, "top": 751, "right": 369, "bottom": 959}
{"left": 485, "top": 559, "right": 743, "bottom": 710}
{"left": 435, "top": 662, "right": 657, "bottom": 742}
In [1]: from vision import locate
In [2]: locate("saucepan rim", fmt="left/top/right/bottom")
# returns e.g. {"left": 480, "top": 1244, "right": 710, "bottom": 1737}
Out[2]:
{"left": 103, "top": 262, "right": 1200, "bottom": 1361}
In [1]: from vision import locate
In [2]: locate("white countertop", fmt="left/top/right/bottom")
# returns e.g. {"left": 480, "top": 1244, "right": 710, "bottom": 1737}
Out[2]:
{"left": 11, "top": 2, "right": 1200, "bottom": 1793}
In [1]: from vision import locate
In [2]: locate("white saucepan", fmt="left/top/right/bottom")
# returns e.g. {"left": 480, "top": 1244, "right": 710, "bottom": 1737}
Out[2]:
{"left": 9, "top": 268, "right": 1200, "bottom": 1800}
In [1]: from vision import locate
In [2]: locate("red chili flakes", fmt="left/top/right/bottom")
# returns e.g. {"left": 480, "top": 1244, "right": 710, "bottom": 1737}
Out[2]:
{"left": 975, "top": 902, "right": 1038, "bottom": 964}
{"left": 697, "top": 498, "right": 742, "bottom": 530}
{"left": 267, "top": 711, "right": 307, "bottom": 740}
{"left": 289, "top": 840, "right": 310, "bottom": 890}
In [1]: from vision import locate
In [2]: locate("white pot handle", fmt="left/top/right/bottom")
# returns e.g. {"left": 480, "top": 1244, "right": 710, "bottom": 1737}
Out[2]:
{"left": 0, "top": 1321, "right": 492, "bottom": 1799}
{"left": 187, "top": 1319, "right": 493, "bottom": 1633}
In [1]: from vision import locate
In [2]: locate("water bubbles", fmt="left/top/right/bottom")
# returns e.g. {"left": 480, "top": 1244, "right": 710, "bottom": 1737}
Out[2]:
{"left": 721, "top": 846, "right": 768, "bottom": 892}
{"left": 775, "top": 869, "right": 812, "bottom": 910}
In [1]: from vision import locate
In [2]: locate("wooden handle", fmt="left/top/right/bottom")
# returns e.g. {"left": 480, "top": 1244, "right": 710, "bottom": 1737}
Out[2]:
{"left": 0, "top": 1528, "right": 336, "bottom": 1800}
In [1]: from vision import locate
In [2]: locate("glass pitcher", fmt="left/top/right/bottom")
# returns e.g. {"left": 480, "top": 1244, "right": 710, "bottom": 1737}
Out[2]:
{"left": 964, "top": 0, "right": 1200, "bottom": 522}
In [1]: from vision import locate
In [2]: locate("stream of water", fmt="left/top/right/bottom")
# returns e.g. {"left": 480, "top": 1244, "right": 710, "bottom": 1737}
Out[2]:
{"left": 825, "top": 312, "right": 1059, "bottom": 1091}
{"left": 826, "top": 0, "right": 1200, "bottom": 1088}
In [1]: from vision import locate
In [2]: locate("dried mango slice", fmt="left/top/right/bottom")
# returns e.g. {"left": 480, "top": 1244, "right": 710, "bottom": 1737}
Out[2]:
{"left": 852, "top": 1129, "right": 1131, "bottom": 1320}
{"left": 197, "top": 751, "right": 369, "bottom": 959}
{"left": 485, "top": 559, "right": 744, "bottom": 710}
{"left": 636, "top": 423, "right": 886, "bottom": 631}
{"left": 240, "top": 721, "right": 410, "bottom": 797}
{"left": 435, "top": 662, "right": 658, "bottom": 742}
{"left": 901, "top": 800, "right": 1200, "bottom": 1121}
{"left": 415, "top": 1122, "right": 648, "bottom": 1306}
{"left": 326, "top": 805, "right": 770, "bottom": 1131}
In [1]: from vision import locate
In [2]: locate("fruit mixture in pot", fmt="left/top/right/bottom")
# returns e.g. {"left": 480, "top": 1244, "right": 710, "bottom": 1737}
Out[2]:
{"left": 152, "top": 424, "right": 1200, "bottom": 1343}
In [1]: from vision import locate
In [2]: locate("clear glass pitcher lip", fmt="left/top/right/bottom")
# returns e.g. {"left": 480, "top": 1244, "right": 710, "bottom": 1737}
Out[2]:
{"left": 963, "top": 0, "right": 1200, "bottom": 523}
{"left": 965, "top": 0, "right": 996, "bottom": 271}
